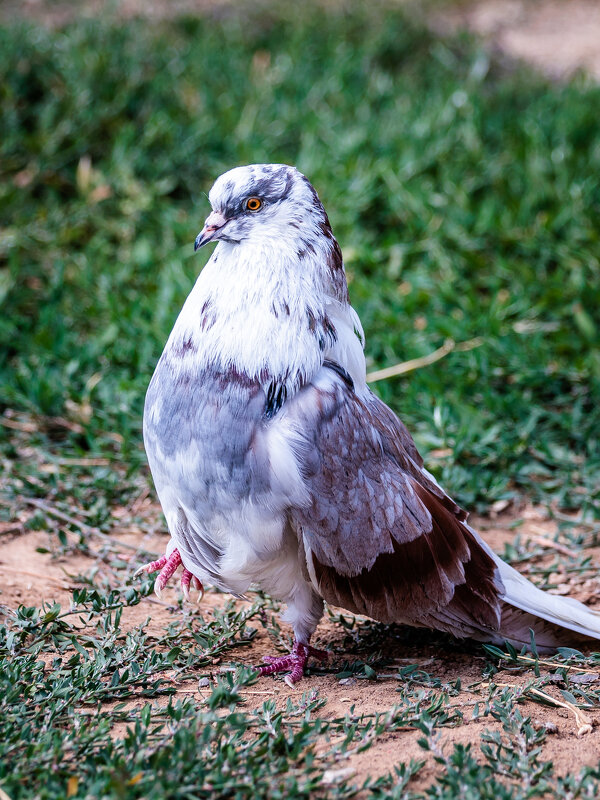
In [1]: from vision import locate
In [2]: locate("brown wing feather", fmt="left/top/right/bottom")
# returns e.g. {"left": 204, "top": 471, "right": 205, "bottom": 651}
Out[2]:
{"left": 288, "top": 364, "right": 504, "bottom": 639}
{"left": 309, "top": 481, "right": 502, "bottom": 635}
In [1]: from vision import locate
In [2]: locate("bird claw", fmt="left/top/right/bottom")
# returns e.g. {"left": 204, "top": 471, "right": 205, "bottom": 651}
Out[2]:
{"left": 134, "top": 548, "right": 204, "bottom": 602}
{"left": 258, "top": 641, "right": 328, "bottom": 685}
{"left": 133, "top": 554, "right": 169, "bottom": 579}
{"left": 181, "top": 568, "right": 204, "bottom": 604}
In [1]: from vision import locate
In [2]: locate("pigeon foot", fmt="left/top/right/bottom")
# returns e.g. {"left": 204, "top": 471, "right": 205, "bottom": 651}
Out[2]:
{"left": 258, "top": 640, "right": 328, "bottom": 687}
{"left": 134, "top": 548, "right": 204, "bottom": 601}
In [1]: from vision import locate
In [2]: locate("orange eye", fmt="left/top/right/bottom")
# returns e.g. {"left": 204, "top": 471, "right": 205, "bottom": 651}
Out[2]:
{"left": 246, "top": 197, "right": 262, "bottom": 212}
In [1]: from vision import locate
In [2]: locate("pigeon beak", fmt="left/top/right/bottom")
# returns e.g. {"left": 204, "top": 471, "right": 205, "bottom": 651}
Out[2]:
{"left": 194, "top": 211, "right": 228, "bottom": 251}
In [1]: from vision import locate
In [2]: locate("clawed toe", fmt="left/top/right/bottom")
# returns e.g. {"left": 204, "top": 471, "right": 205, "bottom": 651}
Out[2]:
{"left": 134, "top": 548, "right": 203, "bottom": 602}
{"left": 133, "top": 554, "right": 168, "bottom": 579}
{"left": 181, "top": 568, "right": 204, "bottom": 603}
{"left": 258, "top": 641, "right": 329, "bottom": 686}
{"left": 302, "top": 644, "right": 328, "bottom": 661}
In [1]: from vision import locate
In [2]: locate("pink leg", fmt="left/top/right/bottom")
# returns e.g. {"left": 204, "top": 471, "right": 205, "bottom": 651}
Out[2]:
{"left": 134, "top": 548, "right": 204, "bottom": 601}
{"left": 259, "top": 640, "right": 328, "bottom": 687}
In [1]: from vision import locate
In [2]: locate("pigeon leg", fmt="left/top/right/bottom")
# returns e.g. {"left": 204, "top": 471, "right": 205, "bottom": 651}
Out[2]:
{"left": 259, "top": 640, "right": 328, "bottom": 687}
{"left": 134, "top": 548, "right": 204, "bottom": 600}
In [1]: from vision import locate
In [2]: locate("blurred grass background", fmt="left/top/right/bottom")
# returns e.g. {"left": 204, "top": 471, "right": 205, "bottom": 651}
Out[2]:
{"left": 1, "top": 0, "right": 599, "bottom": 524}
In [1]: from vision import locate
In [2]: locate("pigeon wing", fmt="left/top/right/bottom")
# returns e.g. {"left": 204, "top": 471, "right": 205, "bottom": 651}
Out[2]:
{"left": 286, "top": 362, "right": 505, "bottom": 638}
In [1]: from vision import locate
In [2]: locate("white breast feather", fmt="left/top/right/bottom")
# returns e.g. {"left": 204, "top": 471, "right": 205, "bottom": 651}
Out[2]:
{"left": 169, "top": 233, "right": 331, "bottom": 387}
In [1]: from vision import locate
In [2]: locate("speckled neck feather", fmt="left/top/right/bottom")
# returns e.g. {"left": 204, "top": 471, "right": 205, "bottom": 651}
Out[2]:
{"left": 162, "top": 164, "right": 362, "bottom": 402}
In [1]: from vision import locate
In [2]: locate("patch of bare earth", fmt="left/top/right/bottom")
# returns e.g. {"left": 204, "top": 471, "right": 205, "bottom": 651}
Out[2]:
{"left": 3, "top": 500, "right": 600, "bottom": 790}
{"left": 436, "top": 0, "right": 600, "bottom": 80}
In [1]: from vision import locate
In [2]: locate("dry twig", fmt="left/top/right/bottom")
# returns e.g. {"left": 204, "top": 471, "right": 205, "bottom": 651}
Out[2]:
{"left": 478, "top": 681, "right": 594, "bottom": 737}
{"left": 366, "top": 337, "right": 483, "bottom": 383}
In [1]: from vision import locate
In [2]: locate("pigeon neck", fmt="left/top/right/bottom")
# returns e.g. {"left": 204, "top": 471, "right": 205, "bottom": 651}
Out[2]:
{"left": 167, "top": 234, "right": 345, "bottom": 394}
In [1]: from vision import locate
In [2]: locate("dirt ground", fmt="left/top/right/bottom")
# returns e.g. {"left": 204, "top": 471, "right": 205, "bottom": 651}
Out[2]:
{"left": 3, "top": 500, "right": 600, "bottom": 789}
{"left": 437, "top": 0, "right": 600, "bottom": 80}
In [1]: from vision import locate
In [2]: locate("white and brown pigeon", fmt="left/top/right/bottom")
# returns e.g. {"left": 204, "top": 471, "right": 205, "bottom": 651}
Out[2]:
{"left": 139, "top": 163, "right": 600, "bottom": 684}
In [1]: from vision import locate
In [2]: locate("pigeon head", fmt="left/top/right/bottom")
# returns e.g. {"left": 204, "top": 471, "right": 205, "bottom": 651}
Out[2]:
{"left": 194, "top": 164, "right": 330, "bottom": 251}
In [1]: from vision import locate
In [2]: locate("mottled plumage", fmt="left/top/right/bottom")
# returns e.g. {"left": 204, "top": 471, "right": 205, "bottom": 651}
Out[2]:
{"left": 140, "top": 164, "right": 600, "bottom": 683}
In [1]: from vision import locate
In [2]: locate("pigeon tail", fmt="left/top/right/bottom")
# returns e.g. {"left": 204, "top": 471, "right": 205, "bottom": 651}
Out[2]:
{"left": 470, "top": 525, "right": 600, "bottom": 650}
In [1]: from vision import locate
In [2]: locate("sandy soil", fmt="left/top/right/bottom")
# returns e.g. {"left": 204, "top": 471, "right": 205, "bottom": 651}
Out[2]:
{"left": 435, "top": 0, "right": 600, "bottom": 80}
{"left": 3, "top": 500, "right": 600, "bottom": 790}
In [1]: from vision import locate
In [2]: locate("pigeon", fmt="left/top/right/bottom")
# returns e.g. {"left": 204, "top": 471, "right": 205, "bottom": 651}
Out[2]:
{"left": 139, "top": 163, "right": 600, "bottom": 684}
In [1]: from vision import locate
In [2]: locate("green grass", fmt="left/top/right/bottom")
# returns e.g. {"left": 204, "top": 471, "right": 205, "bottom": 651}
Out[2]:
{"left": 1, "top": 2, "right": 600, "bottom": 797}
{"left": 5, "top": 585, "right": 600, "bottom": 798}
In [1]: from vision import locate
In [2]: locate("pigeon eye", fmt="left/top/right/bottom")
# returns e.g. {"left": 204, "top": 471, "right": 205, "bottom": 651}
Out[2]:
{"left": 246, "top": 197, "right": 262, "bottom": 212}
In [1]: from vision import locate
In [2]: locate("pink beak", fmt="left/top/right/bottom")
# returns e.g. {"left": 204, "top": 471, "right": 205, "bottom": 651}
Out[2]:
{"left": 194, "top": 211, "right": 228, "bottom": 251}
